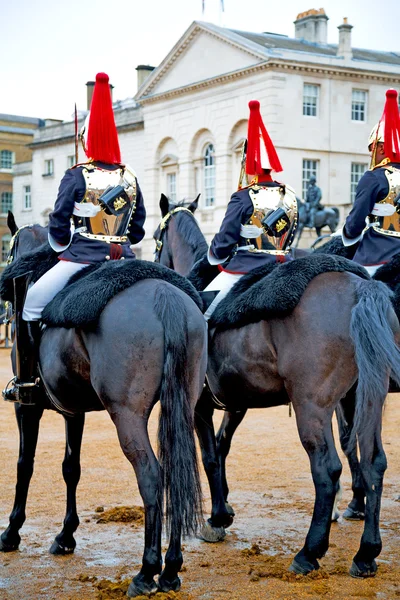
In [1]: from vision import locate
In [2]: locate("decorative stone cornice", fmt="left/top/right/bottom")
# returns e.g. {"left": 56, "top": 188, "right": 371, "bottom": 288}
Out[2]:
{"left": 137, "top": 23, "right": 266, "bottom": 100}
{"left": 139, "top": 58, "right": 400, "bottom": 105}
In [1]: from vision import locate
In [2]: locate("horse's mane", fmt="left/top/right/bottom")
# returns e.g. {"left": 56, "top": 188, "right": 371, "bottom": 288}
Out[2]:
{"left": 172, "top": 201, "right": 208, "bottom": 262}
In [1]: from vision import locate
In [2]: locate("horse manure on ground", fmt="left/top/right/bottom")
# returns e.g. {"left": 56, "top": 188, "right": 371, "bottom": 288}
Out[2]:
{"left": 94, "top": 505, "right": 145, "bottom": 525}
{"left": 94, "top": 579, "right": 192, "bottom": 600}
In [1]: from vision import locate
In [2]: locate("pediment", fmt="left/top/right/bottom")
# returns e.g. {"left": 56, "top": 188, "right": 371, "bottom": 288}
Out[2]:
{"left": 136, "top": 22, "right": 266, "bottom": 101}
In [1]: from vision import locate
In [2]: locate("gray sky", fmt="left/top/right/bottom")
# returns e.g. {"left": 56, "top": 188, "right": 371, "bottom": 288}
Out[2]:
{"left": 1, "top": 0, "right": 399, "bottom": 121}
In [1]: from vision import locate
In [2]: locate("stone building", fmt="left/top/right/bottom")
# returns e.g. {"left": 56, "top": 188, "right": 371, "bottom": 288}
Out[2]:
{"left": 13, "top": 10, "right": 400, "bottom": 258}
{"left": 0, "top": 114, "right": 44, "bottom": 268}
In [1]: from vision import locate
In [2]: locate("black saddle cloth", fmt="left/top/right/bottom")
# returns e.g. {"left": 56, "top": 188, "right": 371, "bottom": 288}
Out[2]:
{"left": 0, "top": 244, "right": 202, "bottom": 328}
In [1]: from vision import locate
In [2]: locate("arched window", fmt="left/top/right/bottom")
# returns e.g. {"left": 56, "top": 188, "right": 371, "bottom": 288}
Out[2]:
{"left": 204, "top": 144, "right": 215, "bottom": 207}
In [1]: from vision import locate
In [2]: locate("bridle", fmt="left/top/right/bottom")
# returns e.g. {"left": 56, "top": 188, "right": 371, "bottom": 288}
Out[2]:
{"left": 154, "top": 206, "right": 195, "bottom": 263}
{"left": 3, "top": 224, "right": 35, "bottom": 325}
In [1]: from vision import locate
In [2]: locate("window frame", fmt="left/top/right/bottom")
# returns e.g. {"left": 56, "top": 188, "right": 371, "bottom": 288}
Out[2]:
{"left": 350, "top": 162, "right": 368, "bottom": 203}
{"left": 43, "top": 158, "right": 54, "bottom": 177}
{"left": 351, "top": 89, "right": 367, "bottom": 122}
{"left": 203, "top": 143, "right": 216, "bottom": 208}
{"left": 302, "top": 159, "right": 319, "bottom": 200}
{"left": 1, "top": 234, "right": 11, "bottom": 265}
{"left": 303, "top": 84, "right": 319, "bottom": 118}
{"left": 24, "top": 185, "right": 32, "bottom": 210}
{"left": 166, "top": 172, "right": 177, "bottom": 203}
{"left": 1, "top": 191, "right": 13, "bottom": 215}
{"left": 0, "top": 149, "right": 13, "bottom": 170}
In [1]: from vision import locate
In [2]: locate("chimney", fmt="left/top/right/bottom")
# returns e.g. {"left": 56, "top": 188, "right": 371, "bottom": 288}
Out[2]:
{"left": 294, "top": 8, "right": 329, "bottom": 44}
{"left": 337, "top": 18, "right": 353, "bottom": 59}
{"left": 136, "top": 65, "right": 155, "bottom": 91}
{"left": 86, "top": 80, "right": 113, "bottom": 110}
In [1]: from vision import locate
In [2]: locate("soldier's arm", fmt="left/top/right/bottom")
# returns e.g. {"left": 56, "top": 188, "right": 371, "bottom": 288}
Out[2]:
{"left": 343, "top": 170, "right": 388, "bottom": 242}
{"left": 209, "top": 192, "right": 253, "bottom": 263}
{"left": 127, "top": 181, "right": 146, "bottom": 245}
{"left": 48, "top": 170, "right": 81, "bottom": 247}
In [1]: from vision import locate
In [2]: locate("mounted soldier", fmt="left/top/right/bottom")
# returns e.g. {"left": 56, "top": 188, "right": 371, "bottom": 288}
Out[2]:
{"left": 342, "top": 88, "right": 400, "bottom": 275}
{"left": 203, "top": 99, "right": 298, "bottom": 319}
{"left": 3, "top": 72, "right": 146, "bottom": 404}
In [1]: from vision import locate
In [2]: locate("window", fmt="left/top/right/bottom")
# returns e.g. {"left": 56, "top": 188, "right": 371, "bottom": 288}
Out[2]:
{"left": 44, "top": 159, "right": 54, "bottom": 176}
{"left": 303, "top": 84, "right": 319, "bottom": 117}
{"left": 350, "top": 163, "right": 368, "bottom": 203}
{"left": 352, "top": 90, "right": 367, "bottom": 122}
{"left": 1, "top": 192, "right": 13, "bottom": 214}
{"left": 166, "top": 173, "right": 177, "bottom": 202}
{"left": 67, "top": 155, "right": 75, "bottom": 168}
{"left": 24, "top": 185, "right": 32, "bottom": 210}
{"left": 1, "top": 150, "right": 13, "bottom": 169}
{"left": 204, "top": 144, "right": 216, "bottom": 207}
{"left": 1, "top": 234, "right": 11, "bottom": 264}
{"left": 302, "top": 159, "right": 319, "bottom": 200}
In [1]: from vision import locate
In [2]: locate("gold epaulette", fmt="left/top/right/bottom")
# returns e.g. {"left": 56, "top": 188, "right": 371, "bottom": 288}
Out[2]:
{"left": 372, "top": 158, "right": 391, "bottom": 170}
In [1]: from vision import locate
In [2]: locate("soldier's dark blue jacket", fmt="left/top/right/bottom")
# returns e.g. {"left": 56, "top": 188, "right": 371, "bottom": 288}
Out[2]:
{"left": 210, "top": 180, "right": 292, "bottom": 274}
{"left": 343, "top": 162, "right": 400, "bottom": 267}
{"left": 49, "top": 162, "right": 146, "bottom": 263}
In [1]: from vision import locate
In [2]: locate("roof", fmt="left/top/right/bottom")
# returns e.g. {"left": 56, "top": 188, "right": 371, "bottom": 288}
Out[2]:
{"left": 0, "top": 125, "right": 37, "bottom": 135}
{"left": 229, "top": 28, "right": 400, "bottom": 66}
{"left": 0, "top": 113, "right": 44, "bottom": 126}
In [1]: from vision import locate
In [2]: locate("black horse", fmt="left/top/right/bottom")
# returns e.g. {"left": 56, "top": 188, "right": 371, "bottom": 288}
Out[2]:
{"left": 0, "top": 214, "right": 207, "bottom": 598}
{"left": 154, "top": 195, "right": 400, "bottom": 579}
{"left": 294, "top": 199, "right": 340, "bottom": 247}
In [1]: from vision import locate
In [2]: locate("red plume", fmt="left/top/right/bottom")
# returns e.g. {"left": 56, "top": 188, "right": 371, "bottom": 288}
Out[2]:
{"left": 86, "top": 72, "right": 121, "bottom": 164}
{"left": 382, "top": 89, "right": 400, "bottom": 162}
{"left": 245, "top": 100, "right": 282, "bottom": 174}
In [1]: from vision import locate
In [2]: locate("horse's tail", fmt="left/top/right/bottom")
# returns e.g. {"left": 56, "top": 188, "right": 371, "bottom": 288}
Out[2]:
{"left": 154, "top": 284, "right": 203, "bottom": 538}
{"left": 350, "top": 279, "right": 400, "bottom": 446}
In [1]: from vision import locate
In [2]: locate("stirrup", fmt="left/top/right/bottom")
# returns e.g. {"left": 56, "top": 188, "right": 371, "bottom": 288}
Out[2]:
{"left": 2, "top": 376, "right": 40, "bottom": 405}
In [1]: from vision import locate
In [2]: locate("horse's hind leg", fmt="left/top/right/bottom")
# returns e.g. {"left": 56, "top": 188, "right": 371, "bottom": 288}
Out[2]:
{"left": 216, "top": 409, "right": 247, "bottom": 510}
{"left": 290, "top": 407, "right": 342, "bottom": 575}
{"left": 49, "top": 413, "right": 85, "bottom": 555}
{"left": 336, "top": 391, "right": 365, "bottom": 520}
{"left": 195, "top": 388, "right": 233, "bottom": 543}
{"left": 111, "top": 409, "right": 162, "bottom": 598}
{"left": 350, "top": 415, "right": 386, "bottom": 578}
{"left": 0, "top": 402, "right": 44, "bottom": 551}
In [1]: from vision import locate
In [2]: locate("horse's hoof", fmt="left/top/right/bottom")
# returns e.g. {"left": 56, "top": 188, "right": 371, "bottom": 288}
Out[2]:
{"left": 289, "top": 557, "right": 319, "bottom": 575}
{"left": 49, "top": 540, "right": 75, "bottom": 555}
{"left": 350, "top": 560, "right": 377, "bottom": 578}
{"left": 127, "top": 577, "right": 158, "bottom": 597}
{"left": 197, "top": 521, "right": 226, "bottom": 543}
{"left": 0, "top": 538, "right": 19, "bottom": 552}
{"left": 157, "top": 575, "right": 181, "bottom": 592}
{"left": 343, "top": 507, "right": 365, "bottom": 521}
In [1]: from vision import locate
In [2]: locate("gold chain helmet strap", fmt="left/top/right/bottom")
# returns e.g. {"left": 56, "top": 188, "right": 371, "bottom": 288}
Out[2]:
{"left": 154, "top": 206, "right": 195, "bottom": 261}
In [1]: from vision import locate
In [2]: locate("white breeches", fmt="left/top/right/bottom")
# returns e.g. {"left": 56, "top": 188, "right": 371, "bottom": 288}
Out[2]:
{"left": 363, "top": 265, "right": 380, "bottom": 276}
{"left": 23, "top": 260, "right": 89, "bottom": 321}
{"left": 203, "top": 271, "right": 243, "bottom": 321}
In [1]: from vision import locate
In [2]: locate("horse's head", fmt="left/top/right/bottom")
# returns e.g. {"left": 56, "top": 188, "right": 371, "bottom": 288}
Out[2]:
{"left": 154, "top": 194, "right": 207, "bottom": 276}
{"left": 6, "top": 212, "right": 48, "bottom": 263}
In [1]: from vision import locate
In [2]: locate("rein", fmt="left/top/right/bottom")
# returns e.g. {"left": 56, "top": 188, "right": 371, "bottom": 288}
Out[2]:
{"left": 3, "top": 224, "right": 34, "bottom": 325}
{"left": 154, "top": 206, "right": 195, "bottom": 262}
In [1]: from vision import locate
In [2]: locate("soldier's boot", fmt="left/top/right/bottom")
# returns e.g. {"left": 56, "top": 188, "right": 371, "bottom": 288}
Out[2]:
{"left": 2, "top": 321, "right": 41, "bottom": 405}
{"left": 2, "top": 273, "right": 41, "bottom": 405}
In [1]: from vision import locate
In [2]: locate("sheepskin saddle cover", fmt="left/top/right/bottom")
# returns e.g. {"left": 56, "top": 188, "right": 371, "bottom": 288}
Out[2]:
{"left": 209, "top": 254, "right": 369, "bottom": 330}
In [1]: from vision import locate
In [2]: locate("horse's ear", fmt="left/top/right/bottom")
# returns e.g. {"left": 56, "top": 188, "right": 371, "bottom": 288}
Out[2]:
{"left": 188, "top": 194, "right": 200, "bottom": 214}
{"left": 160, "top": 194, "right": 169, "bottom": 217}
{"left": 7, "top": 211, "right": 18, "bottom": 236}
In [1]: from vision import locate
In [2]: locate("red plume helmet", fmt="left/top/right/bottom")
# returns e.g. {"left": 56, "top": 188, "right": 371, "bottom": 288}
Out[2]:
{"left": 245, "top": 100, "right": 282, "bottom": 175}
{"left": 382, "top": 89, "right": 400, "bottom": 162}
{"left": 86, "top": 72, "right": 121, "bottom": 164}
